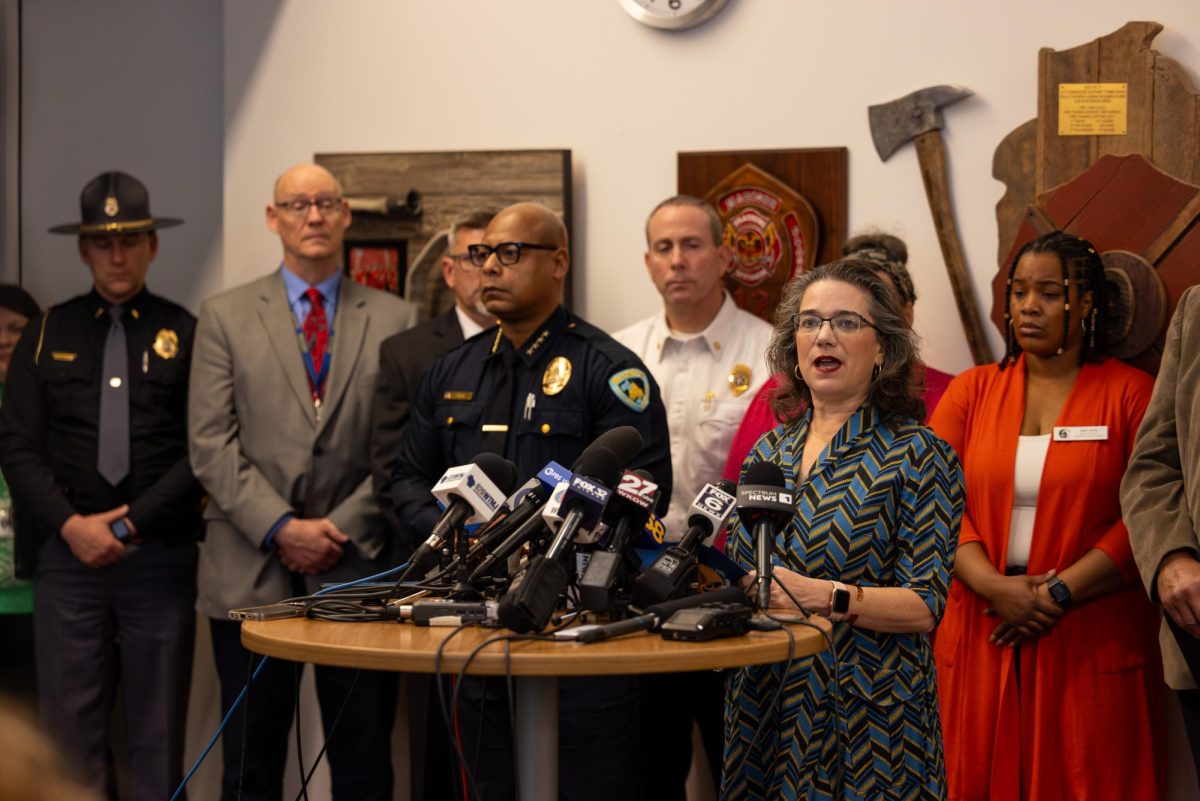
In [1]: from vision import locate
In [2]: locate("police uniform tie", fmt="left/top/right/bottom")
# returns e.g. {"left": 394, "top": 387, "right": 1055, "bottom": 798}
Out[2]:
{"left": 479, "top": 348, "right": 516, "bottom": 455}
{"left": 97, "top": 304, "right": 129, "bottom": 485}
{"left": 302, "top": 287, "right": 330, "bottom": 401}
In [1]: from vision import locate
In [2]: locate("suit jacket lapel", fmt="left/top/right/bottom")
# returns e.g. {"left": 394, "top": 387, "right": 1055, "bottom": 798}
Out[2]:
{"left": 257, "top": 272, "right": 317, "bottom": 426}
{"left": 316, "top": 277, "right": 368, "bottom": 437}
{"left": 436, "top": 307, "right": 465, "bottom": 348}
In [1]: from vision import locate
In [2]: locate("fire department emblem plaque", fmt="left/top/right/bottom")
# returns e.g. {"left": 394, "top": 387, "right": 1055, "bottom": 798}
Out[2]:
{"left": 705, "top": 163, "right": 820, "bottom": 324}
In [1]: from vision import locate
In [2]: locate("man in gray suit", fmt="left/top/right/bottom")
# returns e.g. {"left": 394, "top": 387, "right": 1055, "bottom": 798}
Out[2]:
{"left": 1122, "top": 284, "right": 1200, "bottom": 781}
{"left": 188, "top": 163, "right": 418, "bottom": 801}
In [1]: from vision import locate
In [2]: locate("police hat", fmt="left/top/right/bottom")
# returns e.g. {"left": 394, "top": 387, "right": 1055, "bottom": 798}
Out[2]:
{"left": 49, "top": 171, "right": 182, "bottom": 235}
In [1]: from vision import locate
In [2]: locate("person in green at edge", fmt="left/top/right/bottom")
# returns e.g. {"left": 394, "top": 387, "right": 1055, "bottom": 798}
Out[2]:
{"left": 0, "top": 284, "right": 40, "bottom": 709}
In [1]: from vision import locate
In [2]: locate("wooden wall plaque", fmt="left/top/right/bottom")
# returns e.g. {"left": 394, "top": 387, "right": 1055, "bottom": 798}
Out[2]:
{"left": 679, "top": 148, "right": 849, "bottom": 323}
{"left": 316, "top": 149, "right": 572, "bottom": 319}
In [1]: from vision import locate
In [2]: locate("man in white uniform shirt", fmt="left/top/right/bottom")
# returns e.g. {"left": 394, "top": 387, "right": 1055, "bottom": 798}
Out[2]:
{"left": 613, "top": 195, "right": 772, "bottom": 801}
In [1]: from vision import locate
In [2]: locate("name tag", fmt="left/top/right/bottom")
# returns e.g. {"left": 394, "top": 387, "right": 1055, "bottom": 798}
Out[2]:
{"left": 1053, "top": 425, "right": 1108, "bottom": 442}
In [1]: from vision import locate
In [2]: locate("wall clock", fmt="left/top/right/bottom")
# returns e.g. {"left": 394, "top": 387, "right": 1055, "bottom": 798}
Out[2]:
{"left": 618, "top": 0, "right": 731, "bottom": 31}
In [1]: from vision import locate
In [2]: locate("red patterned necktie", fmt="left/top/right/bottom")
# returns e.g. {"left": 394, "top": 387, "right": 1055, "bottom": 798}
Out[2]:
{"left": 302, "top": 287, "right": 329, "bottom": 397}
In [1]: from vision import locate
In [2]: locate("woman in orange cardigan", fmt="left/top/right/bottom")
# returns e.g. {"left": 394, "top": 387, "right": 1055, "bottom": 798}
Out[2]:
{"left": 929, "top": 231, "right": 1164, "bottom": 801}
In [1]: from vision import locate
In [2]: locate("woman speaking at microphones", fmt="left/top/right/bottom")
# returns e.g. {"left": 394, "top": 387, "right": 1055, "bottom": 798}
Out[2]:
{"left": 723, "top": 259, "right": 964, "bottom": 800}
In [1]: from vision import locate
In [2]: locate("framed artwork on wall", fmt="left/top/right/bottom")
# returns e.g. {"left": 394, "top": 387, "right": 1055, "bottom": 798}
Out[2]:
{"left": 344, "top": 240, "right": 407, "bottom": 296}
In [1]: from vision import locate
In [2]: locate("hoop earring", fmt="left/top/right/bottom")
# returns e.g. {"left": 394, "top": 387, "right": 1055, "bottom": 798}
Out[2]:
{"left": 871, "top": 363, "right": 882, "bottom": 381}
{"left": 793, "top": 364, "right": 803, "bottom": 381}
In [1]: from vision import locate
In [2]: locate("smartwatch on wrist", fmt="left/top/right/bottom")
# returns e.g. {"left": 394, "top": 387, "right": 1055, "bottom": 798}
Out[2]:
{"left": 1046, "top": 576, "right": 1072, "bottom": 608}
{"left": 829, "top": 580, "right": 851, "bottom": 620}
{"left": 111, "top": 519, "right": 132, "bottom": 543}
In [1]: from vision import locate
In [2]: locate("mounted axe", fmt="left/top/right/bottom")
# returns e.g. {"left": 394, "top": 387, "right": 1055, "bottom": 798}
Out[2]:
{"left": 869, "top": 85, "right": 994, "bottom": 365}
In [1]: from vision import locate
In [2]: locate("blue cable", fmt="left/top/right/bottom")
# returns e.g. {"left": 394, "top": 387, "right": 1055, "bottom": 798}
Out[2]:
{"left": 169, "top": 560, "right": 411, "bottom": 801}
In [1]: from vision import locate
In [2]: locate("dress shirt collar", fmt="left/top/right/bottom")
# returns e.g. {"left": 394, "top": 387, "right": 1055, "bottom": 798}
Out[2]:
{"left": 650, "top": 292, "right": 742, "bottom": 362}
{"left": 280, "top": 265, "right": 341, "bottom": 324}
{"left": 455, "top": 305, "right": 488, "bottom": 340}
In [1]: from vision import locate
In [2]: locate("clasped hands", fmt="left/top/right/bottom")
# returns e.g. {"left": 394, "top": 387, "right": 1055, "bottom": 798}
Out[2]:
{"left": 60, "top": 505, "right": 135, "bottom": 568}
{"left": 740, "top": 566, "right": 827, "bottom": 614}
{"left": 275, "top": 517, "right": 348, "bottom": 574}
{"left": 983, "top": 569, "right": 1063, "bottom": 647}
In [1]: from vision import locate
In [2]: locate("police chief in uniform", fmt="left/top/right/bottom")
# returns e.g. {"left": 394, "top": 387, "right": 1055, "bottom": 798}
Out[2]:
{"left": 388, "top": 202, "right": 672, "bottom": 801}
{"left": 0, "top": 172, "right": 202, "bottom": 801}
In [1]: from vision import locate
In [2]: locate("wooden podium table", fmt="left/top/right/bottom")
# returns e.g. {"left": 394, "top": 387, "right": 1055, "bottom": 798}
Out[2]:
{"left": 243, "top": 615, "right": 828, "bottom": 801}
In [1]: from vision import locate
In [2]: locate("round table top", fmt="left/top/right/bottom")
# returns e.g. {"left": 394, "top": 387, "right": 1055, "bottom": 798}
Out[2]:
{"left": 241, "top": 614, "right": 829, "bottom": 677}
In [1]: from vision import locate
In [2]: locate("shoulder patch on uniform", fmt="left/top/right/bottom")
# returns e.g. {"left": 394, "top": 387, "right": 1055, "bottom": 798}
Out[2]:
{"left": 608, "top": 368, "right": 650, "bottom": 413}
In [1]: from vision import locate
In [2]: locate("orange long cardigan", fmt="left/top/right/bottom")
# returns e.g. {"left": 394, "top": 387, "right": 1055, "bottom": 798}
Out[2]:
{"left": 929, "top": 355, "right": 1164, "bottom": 801}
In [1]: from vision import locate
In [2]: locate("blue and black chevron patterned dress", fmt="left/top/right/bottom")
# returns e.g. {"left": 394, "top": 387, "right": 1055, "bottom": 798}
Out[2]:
{"left": 722, "top": 404, "right": 963, "bottom": 801}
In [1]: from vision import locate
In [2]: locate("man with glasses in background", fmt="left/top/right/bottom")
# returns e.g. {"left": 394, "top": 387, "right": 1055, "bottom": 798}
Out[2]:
{"left": 614, "top": 195, "right": 773, "bottom": 801}
{"left": 388, "top": 201, "right": 672, "bottom": 801}
{"left": 188, "top": 163, "right": 417, "bottom": 801}
{"left": 372, "top": 208, "right": 496, "bottom": 547}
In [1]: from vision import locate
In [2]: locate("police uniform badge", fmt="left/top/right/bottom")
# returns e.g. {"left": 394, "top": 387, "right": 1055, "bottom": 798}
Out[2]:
{"left": 728, "top": 363, "right": 752, "bottom": 397}
{"left": 104, "top": 195, "right": 119, "bottom": 217}
{"left": 153, "top": 329, "right": 179, "bottom": 359}
{"left": 542, "top": 356, "right": 572, "bottom": 395}
{"left": 608, "top": 368, "right": 651, "bottom": 413}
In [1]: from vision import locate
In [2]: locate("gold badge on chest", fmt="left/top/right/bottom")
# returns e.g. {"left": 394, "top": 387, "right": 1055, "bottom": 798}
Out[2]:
{"left": 542, "top": 356, "right": 572, "bottom": 395}
{"left": 728, "top": 363, "right": 752, "bottom": 397}
{"left": 153, "top": 329, "right": 179, "bottom": 359}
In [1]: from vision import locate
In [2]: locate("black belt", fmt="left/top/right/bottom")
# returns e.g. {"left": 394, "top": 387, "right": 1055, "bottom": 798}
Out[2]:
{"left": 1005, "top": 565, "right": 1027, "bottom": 576}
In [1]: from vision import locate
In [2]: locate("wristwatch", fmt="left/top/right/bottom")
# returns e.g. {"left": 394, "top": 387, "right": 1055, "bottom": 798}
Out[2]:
{"left": 1046, "top": 576, "right": 1072, "bottom": 608}
{"left": 111, "top": 519, "right": 132, "bottom": 543}
{"left": 829, "top": 581, "right": 851, "bottom": 620}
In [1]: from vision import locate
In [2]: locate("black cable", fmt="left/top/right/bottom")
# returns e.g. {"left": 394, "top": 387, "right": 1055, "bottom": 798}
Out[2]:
{"left": 292, "top": 662, "right": 309, "bottom": 801}
{"left": 504, "top": 640, "right": 520, "bottom": 801}
{"left": 236, "top": 652, "right": 254, "bottom": 801}
{"left": 292, "top": 669, "right": 363, "bottom": 801}
{"left": 434, "top": 623, "right": 484, "bottom": 801}
{"left": 771, "top": 579, "right": 843, "bottom": 800}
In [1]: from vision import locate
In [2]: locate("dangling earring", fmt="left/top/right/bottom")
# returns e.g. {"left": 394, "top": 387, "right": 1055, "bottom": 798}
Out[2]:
{"left": 1088, "top": 308, "right": 1097, "bottom": 350}
{"left": 871, "top": 362, "right": 882, "bottom": 381}
{"left": 793, "top": 364, "right": 803, "bottom": 381}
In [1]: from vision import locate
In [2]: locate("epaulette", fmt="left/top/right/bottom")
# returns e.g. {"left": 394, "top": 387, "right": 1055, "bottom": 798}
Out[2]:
{"left": 561, "top": 310, "right": 636, "bottom": 368}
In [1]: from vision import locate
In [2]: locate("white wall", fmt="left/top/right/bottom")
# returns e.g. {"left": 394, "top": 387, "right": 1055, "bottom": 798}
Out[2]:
{"left": 21, "top": 0, "right": 223, "bottom": 312}
{"left": 222, "top": 0, "right": 1200, "bottom": 376}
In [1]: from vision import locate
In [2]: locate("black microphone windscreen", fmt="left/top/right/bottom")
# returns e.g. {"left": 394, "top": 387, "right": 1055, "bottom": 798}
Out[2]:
{"left": 570, "top": 446, "right": 623, "bottom": 487}
{"left": 744, "top": 461, "right": 786, "bottom": 489}
{"left": 473, "top": 452, "right": 519, "bottom": 496}
{"left": 587, "top": 426, "right": 644, "bottom": 467}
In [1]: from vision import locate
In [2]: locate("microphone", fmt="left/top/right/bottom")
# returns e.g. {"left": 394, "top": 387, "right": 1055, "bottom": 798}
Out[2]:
{"left": 737, "top": 462, "right": 793, "bottom": 611}
{"left": 542, "top": 447, "right": 623, "bottom": 560}
{"left": 578, "top": 469, "right": 661, "bottom": 612}
{"left": 407, "top": 453, "right": 518, "bottom": 575}
{"left": 498, "top": 446, "right": 625, "bottom": 633}
{"left": 466, "top": 461, "right": 572, "bottom": 584}
{"left": 633, "top": 479, "right": 737, "bottom": 607}
{"left": 574, "top": 585, "right": 748, "bottom": 643}
{"left": 587, "top": 425, "right": 644, "bottom": 467}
